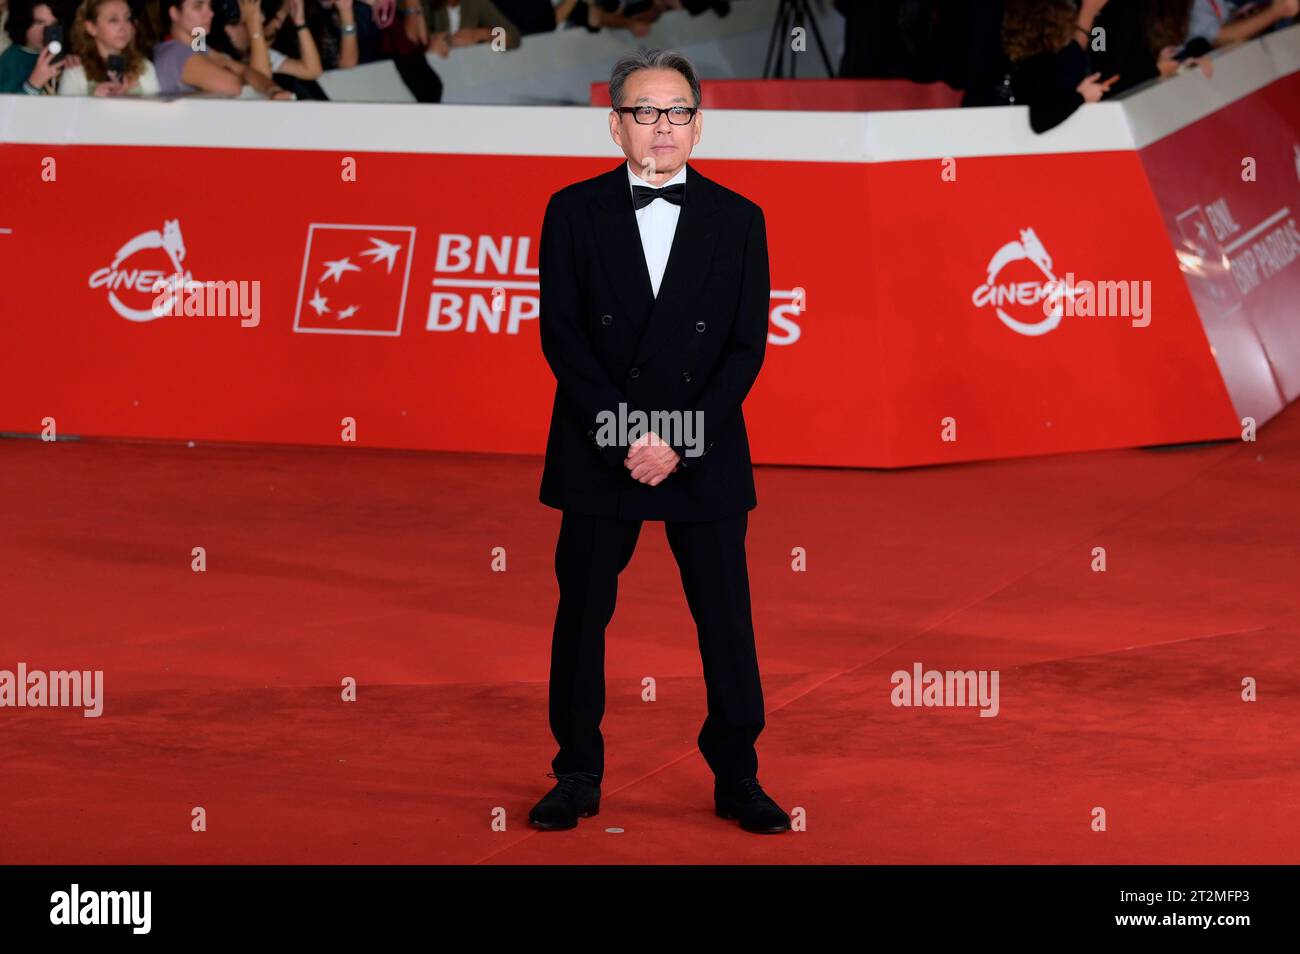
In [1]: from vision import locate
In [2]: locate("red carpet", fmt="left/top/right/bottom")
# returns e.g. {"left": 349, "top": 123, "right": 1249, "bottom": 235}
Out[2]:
{"left": 2, "top": 405, "right": 1298, "bottom": 864}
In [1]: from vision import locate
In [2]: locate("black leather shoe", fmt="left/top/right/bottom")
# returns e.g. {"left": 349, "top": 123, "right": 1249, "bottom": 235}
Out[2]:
{"left": 528, "top": 771, "right": 601, "bottom": 830}
{"left": 714, "top": 777, "right": 791, "bottom": 833}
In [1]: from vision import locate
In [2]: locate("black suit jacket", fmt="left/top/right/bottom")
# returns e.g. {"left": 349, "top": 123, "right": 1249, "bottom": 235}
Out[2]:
{"left": 538, "top": 159, "right": 770, "bottom": 522}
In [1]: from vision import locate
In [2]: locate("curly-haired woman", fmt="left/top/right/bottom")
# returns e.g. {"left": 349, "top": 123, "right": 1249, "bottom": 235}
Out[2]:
{"left": 1002, "top": 0, "right": 1113, "bottom": 133}
{"left": 58, "top": 0, "right": 160, "bottom": 95}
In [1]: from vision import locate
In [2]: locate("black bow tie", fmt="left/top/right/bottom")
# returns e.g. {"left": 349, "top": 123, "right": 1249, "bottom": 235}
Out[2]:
{"left": 631, "top": 182, "right": 685, "bottom": 210}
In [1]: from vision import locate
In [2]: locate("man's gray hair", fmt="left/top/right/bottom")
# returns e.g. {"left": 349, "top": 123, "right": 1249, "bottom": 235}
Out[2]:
{"left": 608, "top": 49, "right": 702, "bottom": 110}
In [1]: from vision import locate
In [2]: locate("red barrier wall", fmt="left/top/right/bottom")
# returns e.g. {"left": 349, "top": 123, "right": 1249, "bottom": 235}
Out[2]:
{"left": 2, "top": 29, "right": 1297, "bottom": 466}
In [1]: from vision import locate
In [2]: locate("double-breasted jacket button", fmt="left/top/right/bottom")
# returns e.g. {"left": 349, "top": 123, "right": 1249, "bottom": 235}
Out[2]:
{"left": 629, "top": 367, "right": 640, "bottom": 378}
{"left": 601, "top": 314, "right": 612, "bottom": 325}
{"left": 681, "top": 370, "right": 692, "bottom": 383}
{"left": 695, "top": 321, "right": 706, "bottom": 332}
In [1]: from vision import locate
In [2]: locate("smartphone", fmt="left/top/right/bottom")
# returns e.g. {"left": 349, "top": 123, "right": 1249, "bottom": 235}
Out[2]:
{"left": 43, "top": 23, "right": 65, "bottom": 63}
{"left": 1174, "top": 38, "right": 1213, "bottom": 61}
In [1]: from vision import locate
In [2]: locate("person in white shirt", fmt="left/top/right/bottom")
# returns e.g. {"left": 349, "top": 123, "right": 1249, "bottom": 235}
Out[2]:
{"left": 58, "top": 0, "right": 160, "bottom": 96}
{"left": 626, "top": 157, "right": 684, "bottom": 298}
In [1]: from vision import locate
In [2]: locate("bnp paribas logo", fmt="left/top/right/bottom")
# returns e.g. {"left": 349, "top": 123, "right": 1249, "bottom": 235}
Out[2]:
{"left": 293, "top": 223, "right": 417, "bottom": 336}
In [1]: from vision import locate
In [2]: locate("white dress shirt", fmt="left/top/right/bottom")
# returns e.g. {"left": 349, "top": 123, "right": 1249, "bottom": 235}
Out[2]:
{"left": 627, "top": 160, "right": 687, "bottom": 298}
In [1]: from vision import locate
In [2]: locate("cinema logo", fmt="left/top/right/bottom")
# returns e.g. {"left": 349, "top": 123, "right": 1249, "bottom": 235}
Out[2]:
{"left": 594, "top": 403, "right": 704, "bottom": 457}
{"left": 972, "top": 228, "right": 1073, "bottom": 336}
{"left": 50, "top": 884, "right": 150, "bottom": 934}
{"left": 973, "top": 228, "right": 1152, "bottom": 332}
{"left": 1, "top": 663, "right": 104, "bottom": 718}
{"left": 891, "top": 663, "right": 999, "bottom": 718}
{"left": 89, "top": 218, "right": 189, "bottom": 322}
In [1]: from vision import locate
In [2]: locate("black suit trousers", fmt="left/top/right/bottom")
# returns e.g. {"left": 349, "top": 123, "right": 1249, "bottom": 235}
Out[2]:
{"left": 547, "top": 509, "right": 766, "bottom": 785}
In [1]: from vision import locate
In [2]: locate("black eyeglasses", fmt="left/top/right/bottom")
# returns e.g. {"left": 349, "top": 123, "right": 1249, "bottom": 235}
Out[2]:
{"left": 615, "top": 106, "right": 699, "bottom": 125}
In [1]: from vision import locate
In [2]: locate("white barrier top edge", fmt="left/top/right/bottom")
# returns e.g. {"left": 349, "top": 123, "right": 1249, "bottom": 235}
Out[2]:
{"left": 1, "top": 24, "right": 1296, "bottom": 163}
{"left": 1121, "top": 26, "right": 1295, "bottom": 149}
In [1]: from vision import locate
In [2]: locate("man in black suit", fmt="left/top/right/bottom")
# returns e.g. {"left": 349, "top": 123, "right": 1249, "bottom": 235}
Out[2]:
{"left": 528, "top": 49, "right": 790, "bottom": 834}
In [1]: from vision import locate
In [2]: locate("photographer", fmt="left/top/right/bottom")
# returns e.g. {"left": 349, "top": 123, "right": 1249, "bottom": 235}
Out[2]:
{"left": 0, "top": 0, "right": 76, "bottom": 93}
{"left": 59, "top": 0, "right": 160, "bottom": 95}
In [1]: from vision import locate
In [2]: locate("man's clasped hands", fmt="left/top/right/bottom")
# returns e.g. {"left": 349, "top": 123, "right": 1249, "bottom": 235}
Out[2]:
{"left": 625, "top": 431, "right": 681, "bottom": 487}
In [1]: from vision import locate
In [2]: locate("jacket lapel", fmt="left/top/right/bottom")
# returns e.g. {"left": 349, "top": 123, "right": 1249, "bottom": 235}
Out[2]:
{"left": 594, "top": 161, "right": 656, "bottom": 321}
{"left": 593, "top": 159, "right": 723, "bottom": 368}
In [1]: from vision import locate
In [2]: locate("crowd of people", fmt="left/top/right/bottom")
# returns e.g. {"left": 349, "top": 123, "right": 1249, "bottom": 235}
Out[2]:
{"left": 1, "top": 0, "right": 1295, "bottom": 115}
{"left": 835, "top": 0, "right": 1298, "bottom": 132}
{"left": 0, "top": 0, "right": 728, "bottom": 100}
